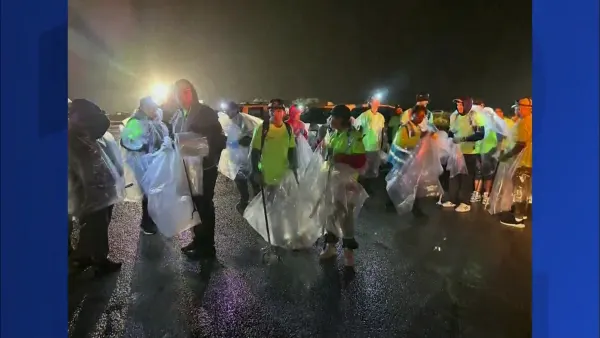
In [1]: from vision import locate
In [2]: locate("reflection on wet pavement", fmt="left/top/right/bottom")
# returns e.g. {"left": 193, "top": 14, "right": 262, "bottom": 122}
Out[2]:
{"left": 70, "top": 129, "right": 531, "bottom": 337}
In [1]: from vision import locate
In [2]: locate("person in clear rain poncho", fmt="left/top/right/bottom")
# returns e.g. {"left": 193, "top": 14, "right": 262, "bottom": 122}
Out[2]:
{"left": 385, "top": 105, "right": 431, "bottom": 217}
{"left": 287, "top": 104, "right": 308, "bottom": 140}
{"left": 353, "top": 95, "right": 386, "bottom": 193}
{"left": 219, "top": 101, "right": 262, "bottom": 213}
{"left": 120, "top": 96, "right": 170, "bottom": 235}
{"left": 400, "top": 92, "right": 436, "bottom": 133}
{"left": 319, "top": 105, "right": 368, "bottom": 269}
{"left": 497, "top": 97, "right": 532, "bottom": 228}
{"left": 68, "top": 99, "right": 123, "bottom": 276}
{"left": 469, "top": 99, "right": 500, "bottom": 205}
{"left": 440, "top": 97, "right": 486, "bottom": 213}
{"left": 171, "top": 79, "right": 227, "bottom": 260}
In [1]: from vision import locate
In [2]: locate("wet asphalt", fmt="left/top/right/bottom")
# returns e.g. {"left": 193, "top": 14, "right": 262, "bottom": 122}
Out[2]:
{"left": 68, "top": 126, "right": 531, "bottom": 338}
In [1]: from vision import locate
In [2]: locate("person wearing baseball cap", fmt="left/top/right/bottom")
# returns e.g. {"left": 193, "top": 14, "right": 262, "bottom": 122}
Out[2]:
{"left": 386, "top": 104, "right": 430, "bottom": 217}
{"left": 121, "top": 96, "right": 170, "bottom": 235}
{"left": 250, "top": 99, "right": 297, "bottom": 187}
{"left": 497, "top": 97, "right": 532, "bottom": 228}
{"left": 319, "top": 105, "right": 367, "bottom": 269}
{"left": 439, "top": 97, "right": 486, "bottom": 213}
{"left": 400, "top": 92, "right": 435, "bottom": 133}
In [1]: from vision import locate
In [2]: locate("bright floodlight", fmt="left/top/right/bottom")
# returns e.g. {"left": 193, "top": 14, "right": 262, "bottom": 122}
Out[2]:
{"left": 373, "top": 92, "right": 383, "bottom": 100}
{"left": 298, "top": 105, "right": 305, "bottom": 111}
{"left": 151, "top": 83, "right": 169, "bottom": 104}
{"left": 220, "top": 102, "right": 227, "bottom": 110}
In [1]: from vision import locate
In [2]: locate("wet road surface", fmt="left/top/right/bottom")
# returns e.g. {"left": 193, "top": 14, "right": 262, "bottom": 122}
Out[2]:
{"left": 69, "top": 125, "right": 531, "bottom": 338}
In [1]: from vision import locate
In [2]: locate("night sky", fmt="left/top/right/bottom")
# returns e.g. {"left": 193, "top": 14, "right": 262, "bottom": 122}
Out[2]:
{"left": 69, "top": 0, "right": 531, "bottom": 113}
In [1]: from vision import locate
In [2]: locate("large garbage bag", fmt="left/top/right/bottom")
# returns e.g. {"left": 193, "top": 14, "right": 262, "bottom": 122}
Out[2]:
{"left": 487, "top": 150, "right": 525, "bottom": 215}
{"left": 143, "top": 147, "right": 200, "bottom": 237}
{"left": 243, "top": 171, "right": 317, "bottom": 249}
{"left": 121, "top": 146, "right": 143, "bottom": 202}
{"left": 68, "top": 135, "right": 124, "bottom": 218}
{"left": 436, "top": 131, "right": 467, "bottom": 178}
{"left": 386, "top": 136, "right": 444, "bottom": 214}
{"left": 295, "top": 135, "right": 313, "bottom": 176}
{"left": 175, "top": 132, "right": 209, "bottom": 196}
{"left": 298, "top": 153, "right": 369, "bottom": 240}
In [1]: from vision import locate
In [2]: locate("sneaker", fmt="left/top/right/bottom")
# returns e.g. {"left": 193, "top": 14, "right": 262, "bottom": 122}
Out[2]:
{"left": 455, "top": 203, "right": 471, "bottom": 213}
{"left": 481, "top": 192, "right": 490, "bottom": 205}
{"left": 500, "top": 215, "right": 525, "bottom": 228}
{"left": 436, "top": 194, "right": 444, "bottom": 206}
{"left": 319, "top": 244, "right": 337, "bottom": 260}
{"left": 343, "top": 249, "right": 355, "bottom": 268}
{"left": 441, "top": 201, "right": 456, "bottom": 208}
{"left": 470, "top": 191, "right": 481, "bottom": 203}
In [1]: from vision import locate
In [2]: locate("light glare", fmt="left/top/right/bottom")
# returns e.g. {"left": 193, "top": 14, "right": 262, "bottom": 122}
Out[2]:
{"left": 151, "top": 83, "right": 169, "bottom": 104}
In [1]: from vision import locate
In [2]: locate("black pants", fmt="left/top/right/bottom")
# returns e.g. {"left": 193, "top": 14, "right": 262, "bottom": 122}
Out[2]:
{"left": 75, "top": 205, "right": 114, "bottom": 260}
{"left": 190, "top": 166, "right": 219, "bottom": 250}
{"left": 439, "top": 164, "right": 450, "bottom": 192}
{"left": 234, "top": 172, "right": 259, "bottom": 205}
{"left": 140, "top": 196, "right": 156, "bottom": 231}
{"left": 445, "top": 154, "right": 478, "bottom": 205}
{"left": 513, "top": 167, "right": 532, "bottom": 219}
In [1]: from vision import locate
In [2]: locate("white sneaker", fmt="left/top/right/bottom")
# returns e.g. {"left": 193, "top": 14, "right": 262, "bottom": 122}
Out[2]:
{"left": 344, "top": 249, "right": 355, "bottom": 268}
{"left": 470, "top": 191, "right": 481, "bottom": 203}
{"left": 455, "top": 203, "right": 471, "bottom": 213}
{"left": 481, "top": 192, "right": 490, "bottom": 205}
{"left": 500, "top": 216, "right": 525, "bottom": 228}
{"left": 436, "top": 194, "right": 444, "bottom": 205}
{"left": 319, "top": 244, "right": 337, "bottom": 260}
{"left": 441, "top": 201, "right": 456, "bottom": 208}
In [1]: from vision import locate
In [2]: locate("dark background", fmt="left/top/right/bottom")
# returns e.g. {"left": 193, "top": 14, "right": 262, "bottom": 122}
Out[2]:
{"left": 68, "top": 0, "right": 532, "bottom": 113}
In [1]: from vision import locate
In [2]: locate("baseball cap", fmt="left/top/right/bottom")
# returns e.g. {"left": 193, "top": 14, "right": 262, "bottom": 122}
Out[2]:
{"left": 416, "top": 92, "right": 430, "bottom": 102}
{"left": 330, "top": 105, "right": 351, "bottom": 120}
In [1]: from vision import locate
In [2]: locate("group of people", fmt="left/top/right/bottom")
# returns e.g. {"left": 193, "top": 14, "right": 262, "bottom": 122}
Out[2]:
{"left": 68, "top": 81, "right": 532, "bottom": 277}
{"left": 356, "top": 93, "right": 532, "bottom": 229}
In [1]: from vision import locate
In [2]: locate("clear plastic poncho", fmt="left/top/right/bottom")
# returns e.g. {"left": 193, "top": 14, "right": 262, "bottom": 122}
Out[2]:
{"left": 300, "top": 155, "right": 369, "bottom": 239}
{"left": 487, "top": 150, "right": 525, "bottom": 215}
{"left": 175, "top": 132, "right": 210, "bottom": 196}
{"left": 120, "top": 110, "right": 169, "bottom": 201}
{"left": 68, "top": 135, "right": 125, "bottom": 218}
{"left": 217, "top": 113, "right": 262, "bottom": 180}
{"left": 472, "top": 106, "right": 510, "bottom": 178}
{"left": 243, "top": 171, "right": 312, "bottom": 249}
{"left": 142, "top": 146, "right": 200, "bottom": 237}
{"left": 386, "top": 135, "right": 444, "bottom": 214}
{"left": 242, "top": 151, "right": 368, "bottom": 249}
{"left": 435, "top": 131, "right": 468, "bottom": 178}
